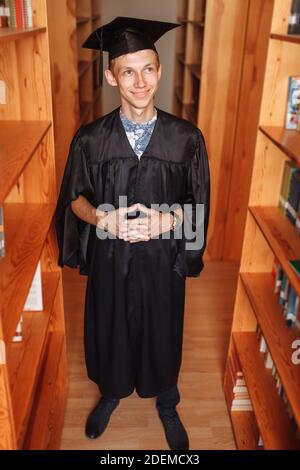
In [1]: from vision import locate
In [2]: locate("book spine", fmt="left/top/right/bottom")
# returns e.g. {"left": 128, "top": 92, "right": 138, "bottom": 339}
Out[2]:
{"left": 288, "top": 0, "right": 300, "bottom": 35}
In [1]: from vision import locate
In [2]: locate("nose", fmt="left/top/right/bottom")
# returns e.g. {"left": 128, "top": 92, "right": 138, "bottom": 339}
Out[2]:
{"left": 134, "top": 71, "right": 146, "bottom": 88}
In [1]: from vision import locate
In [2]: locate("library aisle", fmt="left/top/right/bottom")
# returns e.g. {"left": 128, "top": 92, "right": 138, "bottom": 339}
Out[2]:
{"left": 2, "top": 0, "right": 300, "bottom": 453}
{"left": 60, "top": 262, "right": 238, "bottom": 450}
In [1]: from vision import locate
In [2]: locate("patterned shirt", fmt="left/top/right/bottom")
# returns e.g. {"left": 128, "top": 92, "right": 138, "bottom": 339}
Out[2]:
{"left": 120, "top": 108, "right": 157, "bottom": 158}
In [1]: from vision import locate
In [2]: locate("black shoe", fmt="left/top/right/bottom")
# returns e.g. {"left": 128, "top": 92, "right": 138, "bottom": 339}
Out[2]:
{"left": 85, "top": 396, "right": 120, "bottom": 439}
{"left": 158, "top": 411, "right": 189, "bottom": 450}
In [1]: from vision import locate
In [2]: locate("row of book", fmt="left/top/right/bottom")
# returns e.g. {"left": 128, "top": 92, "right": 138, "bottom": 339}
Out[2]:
{"left": 256, "top": 324, "right": 300, "bottom": 441}
{"left": 289, "top": 0, "right": 300, "bottom": 34}
{"left": 272, "top": 256, "right": 300, "bottom": 330}
{"left": 285, "top": 76, "right": 300, "bottom": 131}
{"left": 13, "top": 260, "right": 44, "bottom": 343}
{"left": 225, "top": 339, "right": 264, "bottom": 449}
{"left": 0, "top": 0, "right": 32, "bottom": 28}
{"left": 278, "top": 160, "right": 300, "bottom": 235}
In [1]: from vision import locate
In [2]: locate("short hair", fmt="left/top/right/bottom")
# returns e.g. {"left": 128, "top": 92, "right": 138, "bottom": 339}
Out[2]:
{"left": 108, "top": 50, "right": 160, "bottom": 73}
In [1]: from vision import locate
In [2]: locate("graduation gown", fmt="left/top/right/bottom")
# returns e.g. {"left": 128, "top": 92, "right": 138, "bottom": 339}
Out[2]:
{"left": 55, "top": 106, "right": 210, "bottom": 399}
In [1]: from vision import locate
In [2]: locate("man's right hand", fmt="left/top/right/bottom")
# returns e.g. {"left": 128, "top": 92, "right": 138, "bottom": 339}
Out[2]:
{"left": 96, "top": 203, "right": 150, "bottom": 242}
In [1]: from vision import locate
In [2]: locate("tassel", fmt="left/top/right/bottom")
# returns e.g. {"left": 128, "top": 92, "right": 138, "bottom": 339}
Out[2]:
{"left": 96, "top": 28, "right": 103, "bottom": 87}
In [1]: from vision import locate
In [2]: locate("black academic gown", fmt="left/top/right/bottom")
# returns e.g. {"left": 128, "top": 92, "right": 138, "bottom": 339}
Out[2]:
{"left": 55, "top": 106, "right": 210, "bottom": 399}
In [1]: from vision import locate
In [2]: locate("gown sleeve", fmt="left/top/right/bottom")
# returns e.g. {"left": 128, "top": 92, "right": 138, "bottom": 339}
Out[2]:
{"left": 176, "top": 128, "right": 210, "bottom": 278}
{"left": 54, "top": 127, "right": 96, "bottom": 275}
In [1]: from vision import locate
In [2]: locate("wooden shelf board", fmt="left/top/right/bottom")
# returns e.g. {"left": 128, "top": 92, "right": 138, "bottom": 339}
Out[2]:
{"left": 177, "top": 18, "right": 204, "bottom": 27}
{"left": 0, "top": 121, "right": 52, "bottom": 203}
{"left": 259, "top": 126, "right": 300, "bottom": 164}
{"left": 78, "top": 60, "right": 91, "bottom": 78}
{"left": 177, "top": 17, "right": 188, "bottom": 23}
{"left": 270, "top": 33, "right": 300, "bottom": 45}
{"left": 233, "top": 332, "right": 299, "bottom": 449}
{"left": 76, "top": 17, "right": 90, "bottom": 25}
{"left": 0, "top": 27, "right": 46, "bottom": 42}
{"left": 231, "top": 411, "right": 260, "bottom": 450}
{"left": 174, "top": 86, "right": 194, "bottom": 105}
{"left": 188, "top": 20, "right": 205, "bottom": 27}
{"left": 250, "top": 206, "right": 300, "bottom": 296}
{"left": 7, "top": 272, "right": 60, "bottom": 447}
{"left": 240, "top": 272, "right": 300, "bottom": 428}
{"left": 22, "top": 331, "right": 65, "bottom": 450}
{"left": 1, "top": 203, "right": 55, "bottom": 343}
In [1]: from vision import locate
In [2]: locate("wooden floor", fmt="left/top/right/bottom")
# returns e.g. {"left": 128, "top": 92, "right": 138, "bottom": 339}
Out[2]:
{"left": 60, "top": 261, "right": 238, "bottom": 450}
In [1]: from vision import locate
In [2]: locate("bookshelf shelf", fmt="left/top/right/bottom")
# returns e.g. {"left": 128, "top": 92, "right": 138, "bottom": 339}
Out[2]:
{"left": 224, "top": 0, "right": 300, "bottom": 450}
{"left": 1, "top": 203, "right": 55, "bottom": 343}
{"left": 240, "top": 272, "right": 300, "bottom": 428}
{"left": 7, "top": 272, "right": 60, "bottom": 447}
{"left": 259, "top": 126, "right": 300, "bottom": 164}
{"left": 23, "top": 331, "right": 65, "bottom": 450}
{"left": 0, "top": 26, "right": 46, "bottom": 42}
{"left": 233, "top": 332, "right": 300, "bottom": 450}
{"left": 250, "top": 206, "right": 300, "bottom": 296}
{"left": 270, "top": 32, "right": 300, "bottom": 44}
{"left": 92, "top": 14, "right": 101, "bottom": 22}
{"left": 76, "top": 17, "right": 90, "bottom": 25}
{"left": 0, "top": 122, "right": 52, "bottom": 203}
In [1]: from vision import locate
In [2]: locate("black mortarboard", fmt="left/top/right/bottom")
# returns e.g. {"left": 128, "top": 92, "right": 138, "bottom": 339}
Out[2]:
{"left": 81, "top": 16, "right": 180, "bottom": 87}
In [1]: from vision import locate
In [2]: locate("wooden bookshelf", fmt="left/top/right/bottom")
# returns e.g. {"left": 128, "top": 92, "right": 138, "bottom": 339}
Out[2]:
{"left": 75, "top": 0, "right": 102, "bottom": 126}
{"left": 0, "top": 0, "right": 68, "bottom": 450}
{"left": 224, "top": 0, "right": 300, "bottom": 450}
{"left": 173, "top": 0, "right": 205, "bottom": 125}
{"left": 233, "top": 332, "right": 299, "bottom": 449}
{"left": 0, "top": 26, "right": 46, "bottom": 41}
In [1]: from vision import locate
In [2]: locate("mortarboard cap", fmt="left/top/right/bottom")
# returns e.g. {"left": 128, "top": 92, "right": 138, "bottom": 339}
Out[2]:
{"left": 81, "top": 16, "right": 180, "bottom": 87}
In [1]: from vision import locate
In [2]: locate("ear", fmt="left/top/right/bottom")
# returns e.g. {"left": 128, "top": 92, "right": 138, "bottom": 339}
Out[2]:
{"left": 104, "top": 68, "right": 118, "bottom": 87}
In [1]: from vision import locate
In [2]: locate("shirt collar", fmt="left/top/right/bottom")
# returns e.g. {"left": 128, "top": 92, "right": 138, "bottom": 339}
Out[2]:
{"left": 119, "top": 107, "right": 157, "bottom": 127}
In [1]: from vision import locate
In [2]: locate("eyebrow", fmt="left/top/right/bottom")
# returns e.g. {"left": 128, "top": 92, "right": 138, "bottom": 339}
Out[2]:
{"left": 120, "top": 63, "right": 155, "bottom": 71}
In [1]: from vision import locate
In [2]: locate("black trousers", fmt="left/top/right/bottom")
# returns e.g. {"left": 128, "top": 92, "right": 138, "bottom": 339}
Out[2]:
{"left": 101, "top": 385, "right": 180, "bottom": 416}
{"left": 155, "top": 385, "right": 180, "bottom": 417}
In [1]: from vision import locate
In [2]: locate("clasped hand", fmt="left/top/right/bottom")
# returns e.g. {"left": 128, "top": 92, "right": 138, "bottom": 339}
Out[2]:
{"left": 96, "top": 202, "right": 174, "bottom": 243}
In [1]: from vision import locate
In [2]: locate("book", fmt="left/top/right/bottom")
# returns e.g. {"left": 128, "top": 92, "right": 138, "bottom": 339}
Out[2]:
{"left": 12, "top": 315, "right": 23, "bottom": 342}
{"left": 288, "top": 0, "right": 300, "bottom": 35}
{"left": 285, "top": 76, "right": 300, "bottom": 130}
{"left": 289, "top": 259, "right": 300, "bottom": 277}
{"left": 23, "top": 260, "right": 43, "bottom": 311}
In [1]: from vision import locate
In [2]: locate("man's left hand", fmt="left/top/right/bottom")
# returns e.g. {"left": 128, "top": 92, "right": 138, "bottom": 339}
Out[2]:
{"left": 120, "top": 203, "right": 174, "bottom": 243}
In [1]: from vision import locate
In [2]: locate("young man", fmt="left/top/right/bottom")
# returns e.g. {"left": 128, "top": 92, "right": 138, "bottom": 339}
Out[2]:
{"left": 55, "top": 17, "right": 210, "bottom": 451}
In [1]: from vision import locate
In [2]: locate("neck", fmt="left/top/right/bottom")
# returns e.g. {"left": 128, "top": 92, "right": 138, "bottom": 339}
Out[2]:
{"left": 120, "top": 101, "right": 156, "bottom": 123}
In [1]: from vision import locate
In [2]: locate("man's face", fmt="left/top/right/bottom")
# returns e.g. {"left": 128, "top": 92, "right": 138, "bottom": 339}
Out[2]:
{"left": 104, "top": 49, "right": 162, "bottom": 109}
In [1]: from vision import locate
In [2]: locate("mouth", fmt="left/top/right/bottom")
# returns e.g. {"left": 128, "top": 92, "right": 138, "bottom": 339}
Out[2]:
{"left": 131, "top": 90, "right": 150, "bottom": 99}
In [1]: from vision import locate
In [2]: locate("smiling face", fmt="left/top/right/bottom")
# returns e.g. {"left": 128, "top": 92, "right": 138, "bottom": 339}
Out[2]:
{"left": 104, "top": 49, "right": 162, "bottom": 110}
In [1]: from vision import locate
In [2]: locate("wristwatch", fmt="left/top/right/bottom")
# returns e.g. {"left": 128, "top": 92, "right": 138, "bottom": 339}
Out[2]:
{"left": 170, "top": 210, "right": 181, "bottom": 231}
